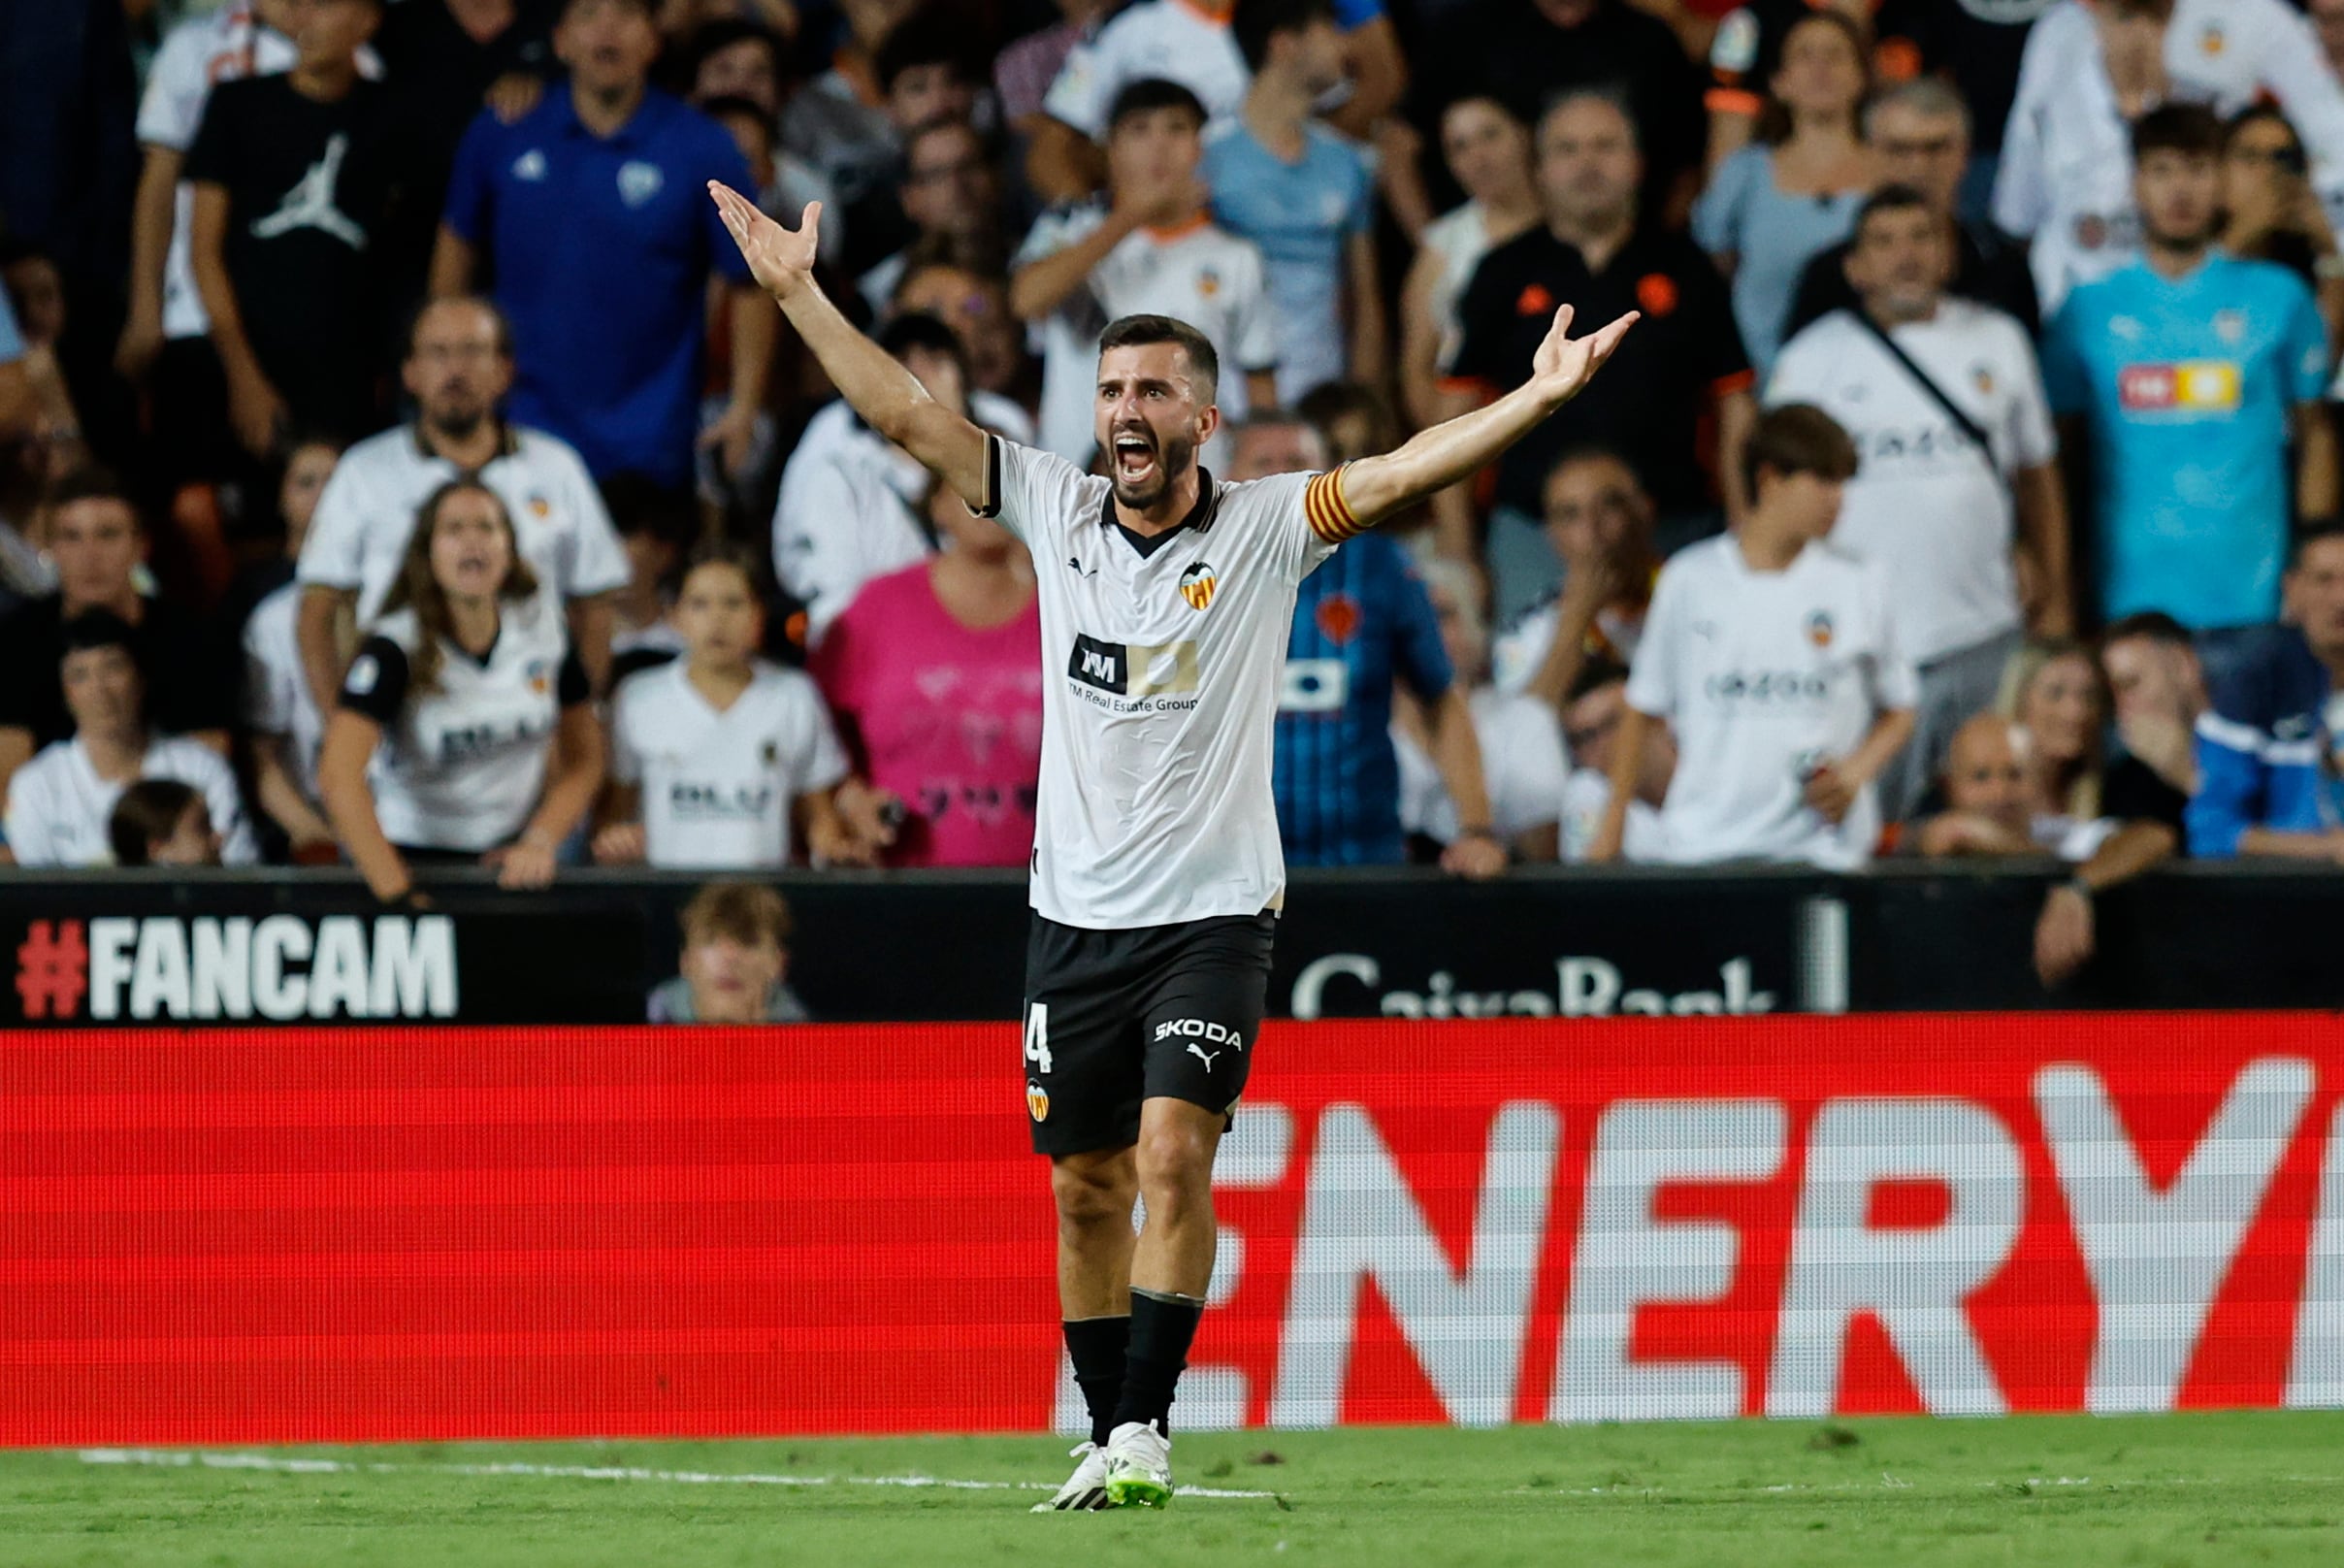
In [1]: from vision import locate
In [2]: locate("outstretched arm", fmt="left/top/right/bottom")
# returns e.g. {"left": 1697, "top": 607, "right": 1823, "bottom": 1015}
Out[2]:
{"left": 707, "top": 183, "right": 989, "bottom": 506}
{"left": 1337, "top": 304, "right": 1638, "bottom": 531}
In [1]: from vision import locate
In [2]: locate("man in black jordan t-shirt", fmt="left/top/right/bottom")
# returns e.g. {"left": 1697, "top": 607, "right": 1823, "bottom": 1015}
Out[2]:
{"left": 187, "top": 0, "right": 399, "bottom": 453}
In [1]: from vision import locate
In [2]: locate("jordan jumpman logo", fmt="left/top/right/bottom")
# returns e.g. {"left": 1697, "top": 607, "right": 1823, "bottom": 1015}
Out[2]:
{"left": 251, "top": 134, "right": 367, "bottom": 249}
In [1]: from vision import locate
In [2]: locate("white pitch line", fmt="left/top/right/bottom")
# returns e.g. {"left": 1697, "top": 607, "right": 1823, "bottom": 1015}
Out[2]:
{"left": 75, "top": 1448, "right": 1276, "bottom": 1500}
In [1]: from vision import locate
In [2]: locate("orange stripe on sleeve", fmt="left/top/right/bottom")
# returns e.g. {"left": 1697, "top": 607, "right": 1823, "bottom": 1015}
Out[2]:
{"left": 1305, "top": 466, "right": 1364, "bottom": 544}
{"left": 1713, "top": 369, "right": 1757, "bottom": 398}
{"left": 1705, "top": 88, "right": 1763, "bottom": 116}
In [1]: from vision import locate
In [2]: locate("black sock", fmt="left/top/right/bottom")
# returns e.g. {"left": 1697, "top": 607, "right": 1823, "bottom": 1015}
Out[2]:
{"left": 1063, "top": 1316, "right": 1131, "bottom": 1449}
{"left": 1110, "top": 1289, "right": 1204, "bottom": 1437}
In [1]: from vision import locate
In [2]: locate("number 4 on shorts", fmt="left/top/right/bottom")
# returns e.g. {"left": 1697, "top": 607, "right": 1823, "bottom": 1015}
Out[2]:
{"left": 1024, "top": 1002, "right": 1053, "bottom": 1075}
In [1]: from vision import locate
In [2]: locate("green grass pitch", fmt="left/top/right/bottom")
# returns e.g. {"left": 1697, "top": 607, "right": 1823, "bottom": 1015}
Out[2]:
{"left": 2, "top": 1412, "right": 2340, "bottom": 1566}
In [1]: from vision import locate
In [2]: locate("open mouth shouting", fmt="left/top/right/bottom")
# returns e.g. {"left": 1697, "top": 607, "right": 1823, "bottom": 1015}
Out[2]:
{"left": 1111, "top": 426, "right": 1160, "bottom": 489}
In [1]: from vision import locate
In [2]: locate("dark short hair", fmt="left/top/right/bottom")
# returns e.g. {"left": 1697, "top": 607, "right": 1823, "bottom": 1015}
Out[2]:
{"left": 1097, "top": 313, "right": 1221, "bottom": 402}
{"left": 698, "top": 93, "right": 776, "bottom": 146}
{"left": 108, "top": 779, "right": 203, "bottom": 868}
{"left": 1852, "top": 182, "right": 1937, "bottom": 239}
{"left": 1439, "top": 91, "right": 1530, "bottom": 133}
{"left": 600, "top": 474, "right": 698, "bottom": 548}
{"left": 404, "top": 295, "right": 516, "bottom": 362}
{"left": 61, "top": 607, "right": 139, "bottom": 662}
{"left": 41, "top": 465, "right": 142, "bottom": 525}
{"left": 1538, "top": 85, "right": 1639, "bottom": 152}
{"left": 1742, "top": 404, "right": 1859, "bottom": 496}
{"left": 1107, "top": 79, "right": 1208, "bottom": 139}
{"left": 2100, "top": 610, "right": 2195, "bottom": 649}
{"left": 2290, "top": 518, "right": 2344, "bottom": 569}
{"left": 680, "top": 536, "right": 773, "bottom": 598}
{"left": 2133, "top": 103, "right": 2225, "bottom": 162}
{"left": 563, "top": 0, "right": 657, "bottom": 19}
{"left": 1567, "top": 654, "right": 1631, "bottom": 705}
{"left": 879, "top": 310, "right": 973, "bottom": 383}
{"left": 1232, "top": 0, "right": 1339, "bottom": 74}
{"left": 874, "top": 3, "right": 987, "bottom": 93}
{"left": 688, "top": 16, "right": 791, "bottom": 82}
{"left": 679, "top": 880, "right": 794, "bottom": 949}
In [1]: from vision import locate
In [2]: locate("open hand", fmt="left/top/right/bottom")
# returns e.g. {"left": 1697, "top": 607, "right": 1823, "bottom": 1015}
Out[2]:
{"left": 709, "top": 182, "right": 819, "bottom": 302}
{"left": 1527, "top": 303, "right": 1640, "bottom": 412}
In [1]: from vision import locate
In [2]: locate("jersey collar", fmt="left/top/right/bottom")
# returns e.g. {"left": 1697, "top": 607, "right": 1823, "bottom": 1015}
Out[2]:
{"left": 411, "top": 420, "right": 521, "bottom": 466}
{"left": 1102, "top": 469, "right": 1219, "bottom": 559}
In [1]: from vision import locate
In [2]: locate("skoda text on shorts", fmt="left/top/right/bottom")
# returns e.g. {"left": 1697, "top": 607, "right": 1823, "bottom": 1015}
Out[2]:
{"left": 708, "top": 178, "right": 1637, "bottom": 1508}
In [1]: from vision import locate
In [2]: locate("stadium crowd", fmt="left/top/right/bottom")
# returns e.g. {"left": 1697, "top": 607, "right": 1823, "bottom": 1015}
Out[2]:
{"left": 6, "top": 0, "right": 2344, "bottom": 981}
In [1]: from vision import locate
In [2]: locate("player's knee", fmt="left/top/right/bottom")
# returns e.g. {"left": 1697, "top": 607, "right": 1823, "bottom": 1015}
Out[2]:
{"left": 1051, "top": 1156, "right": 1133, "bottom": 1229}
{"left": 1133, "top": 1124, "right": 1213, "bottom": 1207}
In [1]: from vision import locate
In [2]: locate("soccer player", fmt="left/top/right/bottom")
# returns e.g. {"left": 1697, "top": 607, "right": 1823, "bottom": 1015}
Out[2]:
{"left": 707, "top": 180, "right": 1635, "bottom": 1510}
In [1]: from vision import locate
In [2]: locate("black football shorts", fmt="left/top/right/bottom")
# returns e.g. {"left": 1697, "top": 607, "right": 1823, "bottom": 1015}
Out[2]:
{"left": 1020, "top": 910, "right": 1277, "bottom": 1157}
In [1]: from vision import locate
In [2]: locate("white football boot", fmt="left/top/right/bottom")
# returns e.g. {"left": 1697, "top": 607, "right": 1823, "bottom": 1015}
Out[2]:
{"left": 1030, "top": 1441, "right": 1113, "bottom": 1512}
{"left": 1100, "top": 1420, "right": 1174, "bottom": 1509}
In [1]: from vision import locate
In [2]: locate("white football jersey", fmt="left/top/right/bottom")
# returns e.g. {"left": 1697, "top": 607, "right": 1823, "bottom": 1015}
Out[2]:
{"left": 980, "top": 435, "right": 1359, "bottom": 928}
{"left": 3, "top": 735, "right": 257, "bottom": 867}
{"left": 609, "top": 659, "right": 851, "bottom": 868}
{"left": 1625, "top": 535, "right": 1918, "bottom": 870}
{"left": 1491, "top": 594, "right": 1646, "bottom": 698}
{"left": 242, "top": 579, "right": 325, "bottom": 803}
{"left": 339, "top": 596, "right": 584, "bottom": 852}
{"left": 1042, "top": 0, "right": 1249, "bottom": 139}
{"left": 1766, "top": 302, "right": 2055, "bottom": 665}
{"left": 1559, "top": 768, "right": 1667, "bottom": 864}
{"left": 1392, "top": 689, "right": 1567, "bottom": 844}
{"left": 297, "top": 425, "right": 627, "bottom": 626}
{"left": 1016, "top": 205, "right": 1279, "bottom": 471}
{"left": 773, "top": 392, "right": 1035, "bottom": 642}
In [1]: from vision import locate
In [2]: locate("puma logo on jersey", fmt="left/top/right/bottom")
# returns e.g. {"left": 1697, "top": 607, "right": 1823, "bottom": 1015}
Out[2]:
{"left": 1186, "top": 1043, "right": 1221, "bottom": 1071}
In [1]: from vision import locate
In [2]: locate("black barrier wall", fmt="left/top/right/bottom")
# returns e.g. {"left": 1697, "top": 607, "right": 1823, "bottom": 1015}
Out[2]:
{"left": 0, "top": 865, "right": 2337, "bottom": 1024}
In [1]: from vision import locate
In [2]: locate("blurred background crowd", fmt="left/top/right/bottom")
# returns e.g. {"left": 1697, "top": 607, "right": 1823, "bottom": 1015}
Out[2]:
{"left": 5, "top": 0, "right": 2344, "bottom": 993}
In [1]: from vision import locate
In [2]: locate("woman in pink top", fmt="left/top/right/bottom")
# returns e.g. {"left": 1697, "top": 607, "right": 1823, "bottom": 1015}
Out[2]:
{"left": 813, "top": 487, "right": 1043, "bottom": 866}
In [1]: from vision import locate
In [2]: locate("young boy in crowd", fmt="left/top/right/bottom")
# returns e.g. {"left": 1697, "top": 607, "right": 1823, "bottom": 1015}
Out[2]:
{"left": 1591, "top": 405, "right": 1916, "bottom": 869}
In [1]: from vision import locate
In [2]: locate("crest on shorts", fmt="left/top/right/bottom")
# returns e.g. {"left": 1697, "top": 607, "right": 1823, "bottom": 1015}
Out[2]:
{"left": 1179, "top": 561, "right": 1218, "bottom": 611}
{"left": 1806, "top": 610, "right": 1835, "bottom": 649}
{"left": 1026, "top": 1082, "right": 1050, "bottom": 1122}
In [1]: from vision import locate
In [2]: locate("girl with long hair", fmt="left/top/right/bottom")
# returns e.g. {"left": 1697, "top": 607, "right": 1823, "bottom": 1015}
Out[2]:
{"left": 318, "top": 479, "right": 604, "bottom": 901}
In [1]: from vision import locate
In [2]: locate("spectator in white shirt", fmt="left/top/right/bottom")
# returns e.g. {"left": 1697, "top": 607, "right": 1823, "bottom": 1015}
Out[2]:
{"left": 295, "top": 296, "right": 627, "bottom": 715}
{"left": 3, "top": 610, "right": 257, "bottom": 868}
{"left": 774, "top": 312, "right": 1030, "bottom": 641}
{"left": 1027, "top": 0, "right": 1250, "bottom": 204}
{"left": 244, "top": 434, "right": 346, "bottom": 860}
{"left": 599, "top": 474, "right": 693, "bottom": 688}
{"left": 1768, "top": 184, "right": 2070, "bottom": 818}
{"left": 319, "top": 480, "right": 605, "bottom": 902}
{"left": 1995, "top": 0, "right": 2344, "bottom": 313}
{"left": 108, "top": 778, "right": 222, "bottom": 867}
{"left": 1490, "top": 444, "right": 1660, "bottom": 706}
{"left": 1556, "top": 655, "right": 1672, "bottom": 863}
{"left": 1592, "top": 405, "right": 1918, "bottom": 868}
{"left": 598, "top": 540, "right": 890, "bottom": 869}
{"left": 1011, "top": 79, "right": 1279, "bottom": 471}
{"left": 1392, "top": 557, "right": 1568, "bottom": 862}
